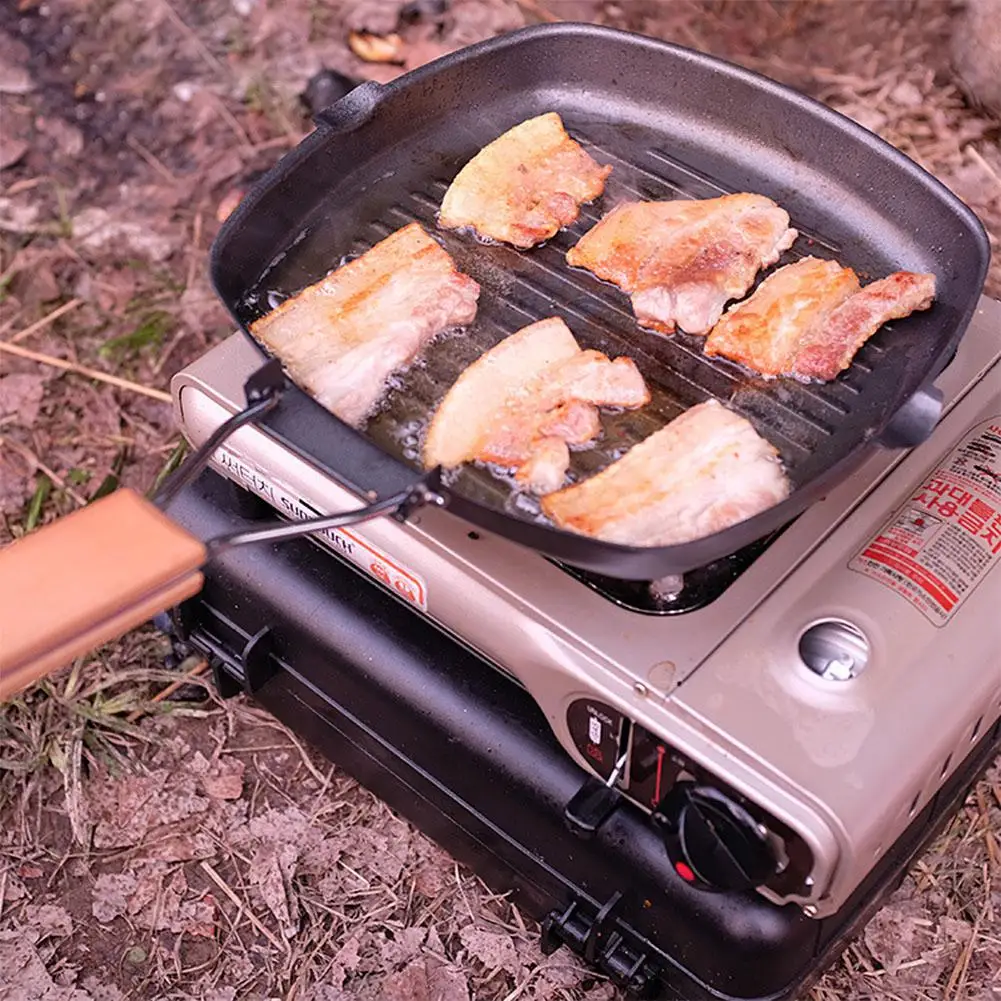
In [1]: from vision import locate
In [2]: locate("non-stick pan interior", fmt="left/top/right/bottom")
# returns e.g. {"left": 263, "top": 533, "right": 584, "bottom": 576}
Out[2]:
{"left": 214, "top": 24, "right": 989, "bottom": 565}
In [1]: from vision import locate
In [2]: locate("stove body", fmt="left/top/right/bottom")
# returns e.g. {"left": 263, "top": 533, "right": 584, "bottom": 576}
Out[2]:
{"left": 164, "top": 296, "right": 1001, "bottom": 998}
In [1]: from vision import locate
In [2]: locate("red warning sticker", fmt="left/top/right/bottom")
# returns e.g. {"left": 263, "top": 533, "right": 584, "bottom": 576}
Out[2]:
{"left": 849, "top": 417, "right": 1001, "bottom": 626}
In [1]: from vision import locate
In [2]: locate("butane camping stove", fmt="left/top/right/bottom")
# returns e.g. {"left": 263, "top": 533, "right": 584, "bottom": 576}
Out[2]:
{"left": 162, "top": 295, "right": 1001, "bottom": 1000}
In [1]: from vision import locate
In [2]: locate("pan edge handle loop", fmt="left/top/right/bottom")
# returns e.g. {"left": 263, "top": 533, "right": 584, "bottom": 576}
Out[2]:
{"left": 314, "top": 81, "right": 386, "bottom": 135}
{"left": 875, "top": 384, "right": 944, "bottom": 449}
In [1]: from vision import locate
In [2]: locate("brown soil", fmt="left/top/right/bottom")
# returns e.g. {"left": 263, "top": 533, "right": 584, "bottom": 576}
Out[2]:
{"left": 1, "top": 2, "right": 999, "bottom": 999}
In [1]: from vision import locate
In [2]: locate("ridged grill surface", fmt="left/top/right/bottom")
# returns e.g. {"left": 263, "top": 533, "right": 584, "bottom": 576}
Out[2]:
{"left": 246, "top": 127, "right": 919, "bottom": 522}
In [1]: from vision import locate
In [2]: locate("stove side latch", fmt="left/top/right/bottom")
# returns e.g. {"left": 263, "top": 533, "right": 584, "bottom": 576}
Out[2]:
{"left": 540, "top": 891, "right": 660, "bottom": 998}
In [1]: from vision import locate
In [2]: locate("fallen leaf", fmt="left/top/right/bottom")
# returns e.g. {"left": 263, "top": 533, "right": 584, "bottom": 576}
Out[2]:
{"left": 381, "top": 955, "right": 470, "bottom": 1001}
{"left": 35, "top": 116, "right": 85, "bottom": 157}
{"left": 310, "top": 989, "right": 352, "bottom": 1001}
{"left": 1, "top": 873, "right": 28, "bottom": 901}
{"left": 890, "top": 80, "right": 924, "bottom": 108}
{"left": 863, "top": 899, "right": 925, "bottom": 974}
{"left": 89, "top": 769, "right": 211, "bottom": 849}
{"left": 326, "top": 933, "right": 365, "bottom": 988}
{"left": 444, "top": 0, "right": 524, "bottom": 47}
{"left": 0, "top": 136, "right": 29, "bottom": 170}
{"left": 0, "top": 929, "right": 91, "bottom": 1001}
{"left": 201, "top": 989, "right": 236, "bottom": 1001}
{"left": 349, "top": 30, "right": 405, "bottom": 63}
{"left": 23, "top": 903, "right": 73, "bottom": 939}
{"left": 193, "top": 754, "right": 245, "bottom": 800}
{"left": 178, "top": 280, "right": 228, "bottom": 333}
{"left": 380, "top": 927, "right": 426, "bottom": 967}
{"left": 0, "top": 373, "right": 46, "bottom": 426}
{"left": 459, "top": 926, "right": 520, "bottom": 977}
{"left": 92, "top": 873, "right": 138, "bottom": 923}
{"left": 81, "top": 979, "right": 127, "bottom": 1001}
{"left": 72, "top": 207, "right": 176, "bottom": 264}
{"left": 342, "top": 820, "right": 411, "bottom": 885}
{"left": 215, "top": 188, "right": 245, "bottom": 223}
{"left": 0, "top": 31, "right": 32, "bottom": 95}
{"left": 411, "top": 836, "right": 453, "bottom": 898}
{"left": 343, "top": 0, "right": 407, "bottom": 33}
{"left": 249, "top": 842, "right": 299, "bottom": 938}
{"left": 123, "top": 864, "right": 164, "bottom": 919}
{"left": 18, "top": 864, "right": 43, "bottom": 879}
{"left": 0, "top": 195, "right": 40, "bottom": 233}
{"left": 177, "top": 895, "right": 216, "bottom": 939}
{"left": 424, "top": 924, "right": 446, "bottom": 957}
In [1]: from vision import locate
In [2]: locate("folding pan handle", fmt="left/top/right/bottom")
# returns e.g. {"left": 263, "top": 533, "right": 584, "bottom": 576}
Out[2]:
{"left": 0, "top": 489, "right": 207, "bottom": 703}
{"left": 0, "top": 472, "right": 447, "bottom": 704}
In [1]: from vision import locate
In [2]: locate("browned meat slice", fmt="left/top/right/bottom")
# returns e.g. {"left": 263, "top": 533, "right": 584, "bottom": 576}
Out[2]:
{"left": 703, "top": 257, "right": 936, "bottom": 379}
{"left": 704, "top": 257, "right": 859, "bottom": 375}
{"left": 566, "top": 193, "right": 797, "bottom": 334}
{"left": 791, "top": 271, "right": 937, "bottom": 380}
{"left": 541, "top": 400, "right": 791, "bottom": 547}
{"left": 438, "top": 112, "right": 612, "bottom": 249}
{"left": 249, "top": 223, "right": 480, "bottom": 427}
{"left": 423, "top": 317, "right": 650, "bottom": 494}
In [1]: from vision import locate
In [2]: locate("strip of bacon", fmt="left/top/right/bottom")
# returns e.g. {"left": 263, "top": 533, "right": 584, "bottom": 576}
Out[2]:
{"left": 703, "top": 256, "right": 936, "bottom": 380}
{"left": 566, "top": 193, "right": 797, "bottom": 335}
{"left": 541, "top": 399, "right": 791, "bottom": 546}
{"left": 423, "top": 317, "right": 650, "bottom": 494}
{"left": 438, "top": 112, "right": 612, "bottom": 249}
{"left": 249, "top": 223, "right": 480, "bottom": 427}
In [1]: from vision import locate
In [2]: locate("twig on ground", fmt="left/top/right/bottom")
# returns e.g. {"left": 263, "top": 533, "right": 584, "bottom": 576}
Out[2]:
{"left": 0, "top": 435, "right": 88, "bottom": 506}
{"left": 944, "top": 903, "right": 987, "bottom": 1000}
{"left": 516, "top": 0, "right": 560, "bottom": 23}
{"left": 155, "top": 0, "right": 226, "bottom": 75}
{"left": 126, "top": 136, "right": 178, "bottom": 184}
{"left": 212, "top": 95, "right": 254, "bottom": 151}
{"left": 248, "top": 136, "right": 298, "bottom": 153}
{"left": 0, "top": 341, "right": 172, "bottom": 403}
{"left": 125, "top": 658, "right": 209, "bottom": 723}
{"left": 185, "top": 210, "right": 203, "bottom": 291}
{"left": 968, "top": 145, "right": 1001, "bottom": 193}
{"left": 0, "top": 308, "right": 24, "bottom": 340}
{"left": 1, "top": 177, "right": 49, "bottom": 198}
{"left": 234, "top": 704, "right": 329, "bottom": 785}
{"left": 152, "top": 326, "right": 191, "bottom": 378}
{"left": 199, "top": 859, "right": 288, "bottom": 953}
{"left": 7, "top": 298, "right": 83, "bottom": 344}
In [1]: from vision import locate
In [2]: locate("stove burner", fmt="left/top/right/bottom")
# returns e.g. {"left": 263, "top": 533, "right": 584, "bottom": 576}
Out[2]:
{"left": 552, "top": 526, "right": 790, "bottom": 614}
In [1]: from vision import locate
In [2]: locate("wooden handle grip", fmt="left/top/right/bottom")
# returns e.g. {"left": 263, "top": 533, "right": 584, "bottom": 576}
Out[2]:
{"left": 0, "top": 489, "right": 206, "bottom": 702}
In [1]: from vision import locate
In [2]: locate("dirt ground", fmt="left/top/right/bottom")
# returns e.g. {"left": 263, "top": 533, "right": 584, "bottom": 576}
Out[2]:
{"left": 1, "top": 1, "right": 1000, "bottom": 999}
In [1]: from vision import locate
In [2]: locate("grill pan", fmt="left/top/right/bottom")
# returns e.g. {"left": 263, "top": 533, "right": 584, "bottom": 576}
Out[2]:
{"left": 209, "top": 22, "right": 989, "bottom": 580}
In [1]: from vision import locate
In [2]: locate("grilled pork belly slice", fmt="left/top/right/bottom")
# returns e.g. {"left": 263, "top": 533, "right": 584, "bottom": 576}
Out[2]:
{"left": 790, "top": 271, "right": 937, "bottom": 380}
{"left": 438, "top": 112, "right": 613, "bottom": 249}
{"left": 249, "top": 222, "right": 480, "bottom": 427}
{"left": 703, "top": 257, "right": 936, "bottom": 380}
{"left": 565, "top": 193, "right": 797, "bottom": 335}
{"left": 541, "top": 399, "right": 791, "bottom": 547}
{"left": 423, "top": 317, "right": 650, "bottom": 494}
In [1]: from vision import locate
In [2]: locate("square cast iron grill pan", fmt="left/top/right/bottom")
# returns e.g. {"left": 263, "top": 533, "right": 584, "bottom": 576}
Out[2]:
{"left": 208, "top": 23, "right": 990, "bottom": 580}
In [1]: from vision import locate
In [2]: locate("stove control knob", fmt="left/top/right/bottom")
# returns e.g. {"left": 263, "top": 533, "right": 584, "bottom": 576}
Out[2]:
{"left": 652, "top": 782, "right": 777, "bottom": 892}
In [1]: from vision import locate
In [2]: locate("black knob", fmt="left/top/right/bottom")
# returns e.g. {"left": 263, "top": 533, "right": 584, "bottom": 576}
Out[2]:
{"left": 652, "top": 782, "right": 777, "bottom": 892}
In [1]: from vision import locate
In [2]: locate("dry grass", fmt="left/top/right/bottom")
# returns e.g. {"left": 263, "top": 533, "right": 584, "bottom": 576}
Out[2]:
{"left": 1, "top": 1, "right": 999, "bottom": 998}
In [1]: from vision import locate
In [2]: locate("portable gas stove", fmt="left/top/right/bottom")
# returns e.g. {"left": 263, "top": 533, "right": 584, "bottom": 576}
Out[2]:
{"left": 159, "top": 294, "right": 1001, "bottom": 1000}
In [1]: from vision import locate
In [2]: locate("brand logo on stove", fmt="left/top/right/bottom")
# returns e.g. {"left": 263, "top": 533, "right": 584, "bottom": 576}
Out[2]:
{"left": 213, "top": 446, "right": 429, "bottom": 611}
